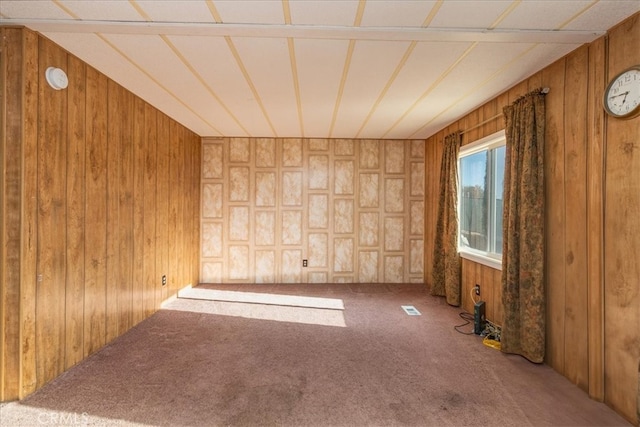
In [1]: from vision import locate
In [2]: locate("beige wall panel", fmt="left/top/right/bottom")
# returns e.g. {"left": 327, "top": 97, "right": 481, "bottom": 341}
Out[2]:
{"left": 203, "top": 144, "right": 223, "bottom": 179}
{"left": 309, "top": 139, "right": 329, "bottom": 151}
{"left": 385, "top": 256, "right": 404, "bottom": 283}
{"left": 255, "top": 172, "right": 276, "bottom": 207}
{"left": 334, "top": 276, "right": 354, "bottom": 283}
{"left": 385, "top": 141, "right": 405, "bottom": 173}
{"left": 255, "top": 250, "right": 275, "bottom": 283}
{"left": 359, "top": 213, "right": 379, "bottom": 246}
{"left": 282, "top": 139, "right": 303, "bottom": 167}
{"left": 334, "top": 160, "right": 354, "bottom": 195}
{"left": 309, "top": 155, "right": 329, "bottom": 189}
{"left": 358, "top": 251, "right": 379, "bottom": 282}
{"left": 202, "top": 223, "right": 223, "bottom": 258}
{"left": 229, "top": 246, "right": 249, "bottom": 280}
{"left": 359, "top": 173, "right": 379, "bottom": 208}
{"left": 282, "top": 172, "right": 303, "bottom": 206}
{"left": 229, "top": 206, "right": 250, "bottom": 241}
{"left": 335, "top": 139, "right": 354, "bottom": 156}
{"left": 411, "top": 140, "right": 425, "bottom": 158}
{"left": 410, "top": 239, "right": 424, "bottom": 274}
{"left": 334, "top": 199, "right": 354, "bottom": 234}
{"left": 411, "top": 162, "right": 425, "bottom": 197}
{"left": 385, "top": 179, "right": 405, "bottom": 213}
{"left": 384, "top": 217, "right": 404, "bottom": 251}
{"left": 334, "top": 238, "right": 354, "bottom": 273}
{"left": 256, "top": 138, "right": 275, "bottom": 167}
{"left": 229, "top": 138, "right": 250, "bottom": 163}
{"left": 309, "top": 272, "right": 328, "bottom": 283}
{"left": 282, "top": 250, "right": 303, "bottom": 283}
{"left": 410, "top": 201, "right": 424, "bottom": 235}
{"left": 255, "top": 212, "right": 275, "bottom": 246}
{"left": 202, "top": 262, "right": 222, "bottom": 283}
{"left": 308, "top": 195, "right": 328, "bottom": 229}
{"left": 229, "top": 167, "right": 250, "bottom": 202}
{"left": 282, "top": 211, "right": 303, "bottom": 245}
{"left": 308, "top": 233, "right": 328, "bottom": 267}
{"left": 202, "top": 183, "right": 223, "bottom": 218}
{"left": 360, "top": 140, "right": 380, "bottom": 169}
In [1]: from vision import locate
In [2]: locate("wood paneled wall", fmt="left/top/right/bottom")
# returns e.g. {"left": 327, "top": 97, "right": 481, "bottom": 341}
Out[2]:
{"left": 0, "top": 27, "right": 201, "bottom": 401}
{"left": 424, "top": 13, "right": 639, "bottom": 424}
{"left": 201, "top": 138, "right": 425, "bottom": 284}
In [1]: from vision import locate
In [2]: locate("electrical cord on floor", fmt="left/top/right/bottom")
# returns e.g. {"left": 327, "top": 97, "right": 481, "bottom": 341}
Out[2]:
{"left": 454, "top": 312, "right": 476, "bottom": 335}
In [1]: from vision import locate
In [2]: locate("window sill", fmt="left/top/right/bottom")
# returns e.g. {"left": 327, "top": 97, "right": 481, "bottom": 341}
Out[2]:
{"left": 459, "top": 250, "right": 502, "bottom": 271}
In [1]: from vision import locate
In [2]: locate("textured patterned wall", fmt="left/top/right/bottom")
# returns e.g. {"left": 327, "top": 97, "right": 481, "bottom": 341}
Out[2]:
{"left": 201, "top": 138, "right": 425, "bottom": 284}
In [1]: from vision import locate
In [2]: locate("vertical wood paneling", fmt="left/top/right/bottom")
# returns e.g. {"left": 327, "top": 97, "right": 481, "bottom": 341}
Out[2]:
{"left": 0, "top": 28, "right": 24, "bottom": 400}
{"left": 20, "top": 29, "right": 39, "bottom": 398}
{"left": 541, "top": 57, "right": 567, "bottom": 374}
{"left": 1, "top": 28, "right": 201, "bottom": 401}
{"left": 563, "top": 46, "right": 589, "bottom": 389}
{"left": 36, "top": 37, "right": 68, "bottom": 387}
{"left": 64, "top": 54, "right": 86, "bottom": 370}
{"left": 586, "top": 37, "right": 606, "bottom": 401}
{"left": 604, "top": 13, "right": 640, "bottom": 422}
{"left": 143, "top": 103, "right": 157, "bottom": 317}
{"left": 132, "top": 97, "right": 146, "bottom": 326}
{"left": 84, "top": 67, "right": 108, "bottom": 357}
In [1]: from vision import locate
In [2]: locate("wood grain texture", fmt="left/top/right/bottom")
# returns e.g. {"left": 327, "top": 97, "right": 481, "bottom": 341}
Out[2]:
{"left": 563, "top": 46, "right": 589, "bottom": 389}
{"left": 603, "top": 13, "right": 640, "bottom": 423}
{"left": 586, "top": 37, "right": 606, "bottom": 401}
{"left": 0, "top": 28, "right": 23, "bottom": 400}
{"left": 84, "top": 66, "right": 108, "bottom": 358}
{"left": 20, "top": 29, "right": 39, "bottom": 398}
{"left": 36, "top": 36, "right": 68, "bottom": 388}
{"left": 0, "top": 28, "right": 201, "bottom": 399}
{"left": 65, "top": 54, "right": 86, "bottom": 370}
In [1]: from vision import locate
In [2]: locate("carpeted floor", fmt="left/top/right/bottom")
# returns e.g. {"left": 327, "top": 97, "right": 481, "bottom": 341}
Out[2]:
{"left": 0, "top": 284, "right": 632, "bottom": 426}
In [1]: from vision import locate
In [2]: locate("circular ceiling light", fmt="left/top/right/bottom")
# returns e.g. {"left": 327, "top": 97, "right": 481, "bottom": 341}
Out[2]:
{"left": 45, "top": 67, "right": 68, "bottom": 90}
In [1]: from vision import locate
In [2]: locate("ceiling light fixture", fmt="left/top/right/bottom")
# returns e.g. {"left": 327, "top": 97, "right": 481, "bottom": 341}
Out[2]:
{"left": 45, "top": 67, "right": 68, "bottom": 90}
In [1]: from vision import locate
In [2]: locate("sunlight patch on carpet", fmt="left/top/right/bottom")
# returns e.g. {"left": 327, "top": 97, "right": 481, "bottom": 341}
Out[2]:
{"left": 163, "top": 298, "right": 347, "bottom": 327}
{"left": 177, "top": 287, "right": 345, "bottom": 310}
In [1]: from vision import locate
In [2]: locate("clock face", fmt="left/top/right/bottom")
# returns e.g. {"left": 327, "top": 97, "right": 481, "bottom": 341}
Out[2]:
{"left": 604, "top": 66, "right": 640, "bottom": 119}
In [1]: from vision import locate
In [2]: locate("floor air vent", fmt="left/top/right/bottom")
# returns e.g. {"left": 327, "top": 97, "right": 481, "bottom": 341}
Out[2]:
{"left": 401, "top": 305, "right": 421, "bottom": 316}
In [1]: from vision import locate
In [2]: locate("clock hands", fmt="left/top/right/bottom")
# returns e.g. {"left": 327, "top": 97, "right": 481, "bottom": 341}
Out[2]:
{"left": 609, "top": 90, "right": 630, "bottom": 103}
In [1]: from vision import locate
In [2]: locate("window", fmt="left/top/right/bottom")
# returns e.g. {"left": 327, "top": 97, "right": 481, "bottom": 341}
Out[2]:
{"left": 458, "top": 130, "right": 505, "bottom": 269}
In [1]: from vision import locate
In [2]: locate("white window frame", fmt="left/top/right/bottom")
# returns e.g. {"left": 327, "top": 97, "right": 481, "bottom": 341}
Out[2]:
{"left": 457, "top": 130, "right": 505, "bottom": 271}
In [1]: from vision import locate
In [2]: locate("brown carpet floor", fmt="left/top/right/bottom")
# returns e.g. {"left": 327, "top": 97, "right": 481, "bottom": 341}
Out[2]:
{"left": 0, "top": 284, "right": 632, "bottom": 427}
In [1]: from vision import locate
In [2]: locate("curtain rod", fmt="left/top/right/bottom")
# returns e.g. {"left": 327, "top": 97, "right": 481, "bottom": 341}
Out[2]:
{"left": 460, "top": 87, "right": 549, "bottom": 135}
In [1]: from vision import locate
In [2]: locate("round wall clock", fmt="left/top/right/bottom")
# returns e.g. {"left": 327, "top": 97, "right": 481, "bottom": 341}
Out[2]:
{"left": 603, "top": 65, "right": 640, "bottom": 119}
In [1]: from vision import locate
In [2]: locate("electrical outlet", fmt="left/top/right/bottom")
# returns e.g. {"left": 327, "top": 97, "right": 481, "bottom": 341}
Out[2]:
{"left": 162, "top": 275, "right": 167, "bottom": 286}
{"left": 302, "top": 259, "right": 308, "bottom": 267}
{"left": 474, "top": 284, "right": 481, "bottom": 296}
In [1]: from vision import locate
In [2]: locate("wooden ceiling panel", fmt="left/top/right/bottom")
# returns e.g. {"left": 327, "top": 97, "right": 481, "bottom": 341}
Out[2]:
{"left": 135, "top": 1, "right": 216, "bottom": 23}
{"left": 57, "top": 1, "right": 143, "bottom": 21}
{"left": 429, "top": 1, "right": 512, "bottom": 29}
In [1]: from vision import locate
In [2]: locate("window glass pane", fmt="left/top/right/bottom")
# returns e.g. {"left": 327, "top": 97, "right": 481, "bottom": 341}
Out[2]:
{"left": 459, "top": 151, "right": 488, "bottom": 251}
{"left": 493, "top": 145, "right": 505, "bottom": 255}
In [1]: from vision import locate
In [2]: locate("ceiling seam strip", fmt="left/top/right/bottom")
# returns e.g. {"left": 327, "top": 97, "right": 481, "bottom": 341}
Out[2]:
{"left": 52, "top": 0, "right": 222, "bottom": 134}
{"left": 354, "top": 0, "right": 444, "bottom": 139}
{"left": 283, "top": 0, "right": 305, "bottom": 137}
{"left": 382, "top": 0, "right": 522, "bottom": 139}
{"left": 408, "top": 44, "right": 538, "bottom": 138}
{"left": 408, "top": 0, "right": 597, "bottom": 139}
{"left": 208, "top": 0, "right": 278, "bottom": 138}
{"left": 328, "top": 0, "right": 367, "bottom": 138}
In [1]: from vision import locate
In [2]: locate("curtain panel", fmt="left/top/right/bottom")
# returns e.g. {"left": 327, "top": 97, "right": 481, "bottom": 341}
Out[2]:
{"left": 501, "top": 89, "right": 546, "bottom": 363}
{"left": 431, "top": 132, "right": 462, "bottom": 306}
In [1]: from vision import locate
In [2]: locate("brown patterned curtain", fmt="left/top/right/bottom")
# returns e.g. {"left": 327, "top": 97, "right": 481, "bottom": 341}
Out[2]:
{"left": 501, "top": 89, "right": 546, "bottom": 363}
{"left": 431, "top": 132, "right": 462, "bottom": 306}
